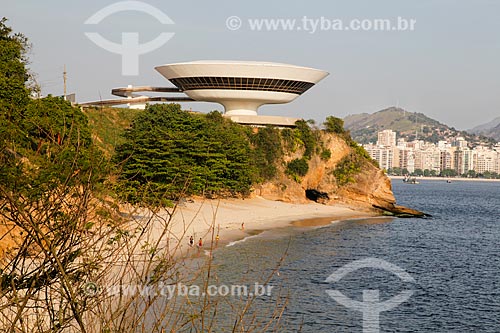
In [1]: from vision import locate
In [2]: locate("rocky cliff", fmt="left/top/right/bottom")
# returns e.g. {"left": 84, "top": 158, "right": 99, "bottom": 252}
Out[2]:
{"left": 255, "top": 131, "right": 425, "bottom": 217}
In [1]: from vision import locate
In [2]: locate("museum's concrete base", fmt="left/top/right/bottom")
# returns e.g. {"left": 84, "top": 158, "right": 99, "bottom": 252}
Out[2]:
{"left": 223, "top": 114, "right": 300, "bottom": 128}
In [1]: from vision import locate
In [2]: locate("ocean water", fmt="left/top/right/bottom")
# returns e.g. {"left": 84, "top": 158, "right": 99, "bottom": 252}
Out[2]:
{"left": 211, "top": 180, "right": 500, "bottom": 332}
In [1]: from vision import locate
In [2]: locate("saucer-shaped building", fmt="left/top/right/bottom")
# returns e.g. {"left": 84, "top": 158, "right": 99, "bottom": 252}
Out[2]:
{"left": 155, "top": 61, "right": 328, "bottom": 126}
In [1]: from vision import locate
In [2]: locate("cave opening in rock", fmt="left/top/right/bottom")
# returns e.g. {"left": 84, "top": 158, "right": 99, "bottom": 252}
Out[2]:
{"left": 305, "top": 189, "right": 329, "bottom": 203}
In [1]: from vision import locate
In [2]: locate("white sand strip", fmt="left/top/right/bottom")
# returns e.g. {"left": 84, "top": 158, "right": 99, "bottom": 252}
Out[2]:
{"left": 163, "top": 196, "right": 375, "bottom": 250}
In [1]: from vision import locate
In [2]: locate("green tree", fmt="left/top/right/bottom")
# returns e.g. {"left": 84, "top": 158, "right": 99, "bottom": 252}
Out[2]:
{"left": 294, "top": 120, "right": 316, "bottom": 159}
{"left": 286, "top": 158, "right": 309, "bottom": 178}
{"left": 333, "top": 153, "right": 363, "bottom": 186}
{"left": 0, "top": 18, "right": 103, "bottom": 196}
{"left": 248, "top": 125, "right": 283, "bottom": 181}
{"left": 0, "top": 18, "right": 30, "bottom": 107}
{"left": 320, "top": 148, "right": 331, "bottom": 161}
{"left": 390, "top": 167, "right": 402, "bottom": 175}
{"left": 413, "top": 169, "right": 423, "bottom": 176}
{"left": 440, "top": 168, "right": 457, "bottom": 177}
{"left": 114, "top": 104, "right": 255, "bottom": 204}
{"left": 0, "top": 17, "right": 31, "bottom": 147}
{"left": 482, "top": 171, "right": 492, "bottom": 179}
{"left": 1, "top": 96, "right": 105, "bottom": 198}
{"left": 324, "top": 116, "right": 345, "bottom": 134}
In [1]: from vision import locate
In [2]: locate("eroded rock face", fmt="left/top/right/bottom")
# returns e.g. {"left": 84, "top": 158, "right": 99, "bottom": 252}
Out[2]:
{"left": 254, "top": 131, "right": 423, "bottom": 216}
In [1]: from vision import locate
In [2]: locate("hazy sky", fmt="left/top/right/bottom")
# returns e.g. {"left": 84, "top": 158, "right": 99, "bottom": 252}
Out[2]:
{"left": 3, "top": 0, "right": 499, "bottom": 129}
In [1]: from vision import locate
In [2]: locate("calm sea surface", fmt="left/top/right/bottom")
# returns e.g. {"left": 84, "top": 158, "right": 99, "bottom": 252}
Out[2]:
{"left": 211, "top": 180, "right": 500, "bottom": 332}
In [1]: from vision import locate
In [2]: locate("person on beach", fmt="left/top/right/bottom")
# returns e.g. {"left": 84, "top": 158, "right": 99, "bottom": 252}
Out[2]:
{"left": 241, "top": 222, "right": 244, "bottom": 230}
{"left": 216, "top": 234, "right": 220, "bottom": 245}
{"left": 198, "top": 238, "right": 203, "bottom": 248}
{"left": 189, "top": 236, "right": 194, "bottom": 247}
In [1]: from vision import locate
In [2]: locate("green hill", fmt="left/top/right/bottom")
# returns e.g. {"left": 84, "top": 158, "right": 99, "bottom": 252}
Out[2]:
{"left": 344, "top": 107, "right": 495, "bottom": 145}
{"left": 83, "top": 107, "right": 141, "bottom": 157}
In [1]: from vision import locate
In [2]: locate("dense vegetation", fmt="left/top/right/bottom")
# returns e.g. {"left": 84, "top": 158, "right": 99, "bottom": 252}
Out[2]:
{"left": 248, "top": 125, "right": 283, "bottom": 181}
{"left": 0, "top": 18, "right": 104, "bottom": 198}
{"left": 1, "top": 19, "right": 111, "bottom": 332}
{"left": 108, "top": 110, "right": 375, "bottom": 203}
{"left": 324, "top": 116, "right": 379, "bottom": 185}
{"left": 84, "top": 106, "right": 140, "bottom": 157}
{"left": 0, "top": 17, "right": 30, "bottom": 152}
{"left": 286, "top": 158, "right": 309, "bottom": 180}
{"left": 113, "top": 105, "right": 255, "bottom": 204}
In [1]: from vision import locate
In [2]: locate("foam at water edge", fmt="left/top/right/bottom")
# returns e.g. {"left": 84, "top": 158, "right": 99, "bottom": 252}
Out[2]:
{"left": 226, "top": 234, "right": 260, "bottom": 247}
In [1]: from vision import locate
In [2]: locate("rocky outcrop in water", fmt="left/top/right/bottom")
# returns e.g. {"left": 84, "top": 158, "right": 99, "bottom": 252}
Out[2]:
{"left": 255, "top": 131, "right": 425, "bottom": 217}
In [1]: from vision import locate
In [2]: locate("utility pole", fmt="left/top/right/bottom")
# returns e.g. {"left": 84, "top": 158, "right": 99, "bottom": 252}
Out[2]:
{"left": 63, "top": 64, "right": 67, "bottom": 100}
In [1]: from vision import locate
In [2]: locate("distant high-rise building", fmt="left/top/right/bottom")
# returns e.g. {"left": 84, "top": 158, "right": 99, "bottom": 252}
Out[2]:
{"left": 377, "top": 130, "right": 397, "bottom": 147}
{"left": 495, "top": 153, "right": 500, "bottom": 174}
{"left": 398, "top": 148, "right": 414, "bottom": 172}
{"left": 367, "top": 128, "right": 497, "bottom": 176}
{"left": 364, "top": 144, "right": 397, "bottom": 171}
{"left": 473, "top": 147, "right": 498, "bottom": 174}
{"left": 454, "top": 148, "right": 475, "bottom": 175}
{"left": 439, "top": 149, "right": 455, "bottom": 171}
{"left": 452, "top": 137, "right": 468, "bottom": 148}
{"left": 437, "top": 140, "right": 450, "bottom": 149}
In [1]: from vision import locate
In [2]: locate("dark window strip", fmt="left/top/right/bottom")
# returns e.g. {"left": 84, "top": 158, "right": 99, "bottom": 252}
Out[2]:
{"left": 169, "top": 77, "right": 315, "bottom": 95}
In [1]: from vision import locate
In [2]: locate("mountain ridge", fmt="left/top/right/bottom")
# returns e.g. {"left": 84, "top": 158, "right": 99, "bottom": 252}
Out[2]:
{"left": 344, "top": 107, "right": 496, "bottom": 145}
{"left": 468, "top": 116, "right": 500, "bottom": 141}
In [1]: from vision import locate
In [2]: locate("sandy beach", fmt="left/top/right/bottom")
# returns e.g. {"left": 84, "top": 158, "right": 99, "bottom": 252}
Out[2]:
{"left": 150, "top": 196, "right": 376, "bottom": 254}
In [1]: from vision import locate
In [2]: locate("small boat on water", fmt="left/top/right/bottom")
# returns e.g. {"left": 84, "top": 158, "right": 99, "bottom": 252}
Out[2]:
{"left": 446, "top": 179, "right": 452, "bottom": 183}
{"left": 403, "top": 175, "right": 419, "bottom": 184}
